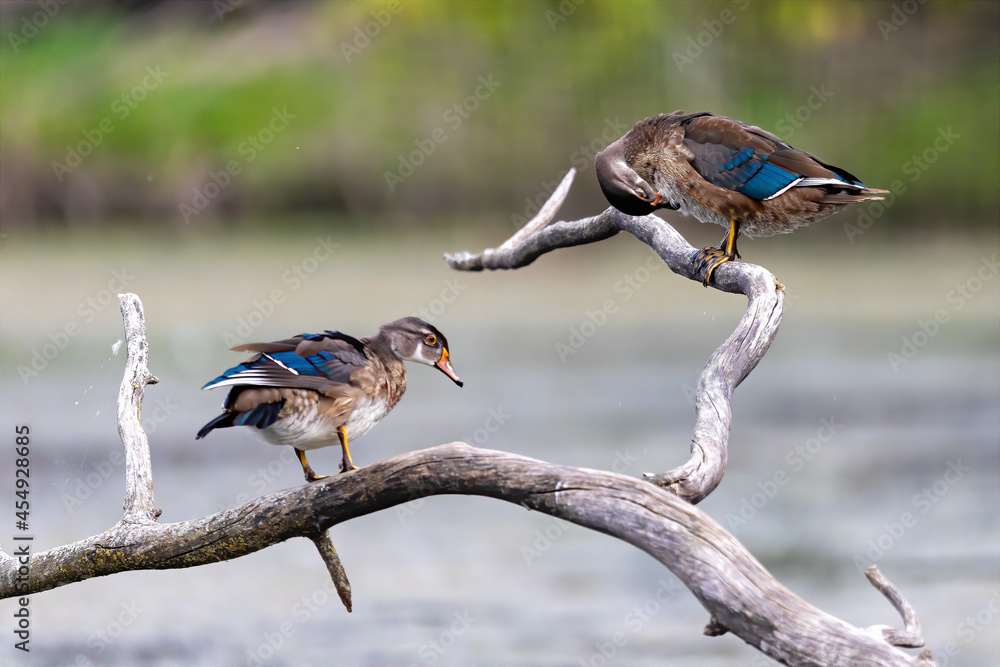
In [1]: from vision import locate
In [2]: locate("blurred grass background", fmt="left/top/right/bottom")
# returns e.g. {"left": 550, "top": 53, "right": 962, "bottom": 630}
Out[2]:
{"left": 1, "top": 3, "right": 998, "bottom": 666}
{"left": 1, "top": 0, "right": 996, "bottom": 232}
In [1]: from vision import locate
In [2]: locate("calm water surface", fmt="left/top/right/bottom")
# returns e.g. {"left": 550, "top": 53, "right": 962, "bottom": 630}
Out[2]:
{"left": 1, "top": 231, "right": 996, "bottom": 666}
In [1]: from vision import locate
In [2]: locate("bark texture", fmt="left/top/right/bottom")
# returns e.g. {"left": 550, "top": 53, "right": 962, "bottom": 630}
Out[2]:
{"left": 446, "top": 168, "right": 783, "bottom": 503}
{"left": 0, "top": 242, "right": 935, "bottom": 666}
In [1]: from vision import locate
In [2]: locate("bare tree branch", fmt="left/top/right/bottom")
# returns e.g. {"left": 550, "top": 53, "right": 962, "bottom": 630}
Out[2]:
{"left": 309, "top": 531, "right": 352, "bottom": 612}
{"left": 446, "top": 168, "right": 783, "bottom": 503}
{"left": 0, "top": 285, "right": 936, "bottom": 665}
{"left": 116, "top": 293, "right": 159, "bottom": 524}
{"left": 121, "top": 294, "right": 355, "bottom": 610}
{"left": 0, "top": 440, "right": 934, "bottom": 666}
{"left": 864, "top": 565, "right": 926, "bottom": 649}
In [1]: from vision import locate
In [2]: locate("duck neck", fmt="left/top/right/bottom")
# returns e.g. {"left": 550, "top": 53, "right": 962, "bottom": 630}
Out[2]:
{"left": 361, "top": 334, "right": 408, "bottom": 409}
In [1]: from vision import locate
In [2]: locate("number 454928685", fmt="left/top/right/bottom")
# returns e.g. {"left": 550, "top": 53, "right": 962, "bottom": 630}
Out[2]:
{"left": 14, "top": 425, "right": 30, "bottom": 529}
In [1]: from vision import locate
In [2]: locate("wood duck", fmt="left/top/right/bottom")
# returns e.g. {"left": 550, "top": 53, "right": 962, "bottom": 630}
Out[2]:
{"left": 595, "top": 111, "right": 888, "bottom": 284}
{"left": 196, "top": 317, "right": 463, "bottom": 482}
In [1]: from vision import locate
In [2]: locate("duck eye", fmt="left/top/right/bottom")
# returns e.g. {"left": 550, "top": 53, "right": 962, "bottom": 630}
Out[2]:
{"left": 424, "top": 334, "right": 437, "bottom": 346}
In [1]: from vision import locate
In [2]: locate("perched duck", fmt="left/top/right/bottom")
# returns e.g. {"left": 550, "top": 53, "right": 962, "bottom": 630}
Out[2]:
{"left": 595, "top": 111, "right": 888, "bottom": 284}
{"left": 196, "top": 317, "right": 463, "bottom": 481}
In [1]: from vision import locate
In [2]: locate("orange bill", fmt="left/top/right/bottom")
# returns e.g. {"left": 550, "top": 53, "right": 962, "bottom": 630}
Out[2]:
{"left": 435, "top": 348, "right": 463, "bottom": 387}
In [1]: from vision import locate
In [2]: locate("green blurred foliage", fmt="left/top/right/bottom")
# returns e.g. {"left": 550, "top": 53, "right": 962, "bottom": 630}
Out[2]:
{"left": 1, "top": 0, "right": 996, "bottom": 231}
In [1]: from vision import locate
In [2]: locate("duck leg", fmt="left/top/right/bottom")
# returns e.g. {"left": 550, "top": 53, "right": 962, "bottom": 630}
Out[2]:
{"left": 337, "top": 426, "right": 358, "bottom": 473}
{"left": 694, "top": 219, "right": 741, "bottom": 286}
{"left": 296, "top": 448, "right": 327, "bottom": 483}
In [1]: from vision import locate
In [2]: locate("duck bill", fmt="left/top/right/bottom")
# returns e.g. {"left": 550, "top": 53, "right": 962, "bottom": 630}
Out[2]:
{"left": 436, "top": 349, "right": 463, "bottom": 387}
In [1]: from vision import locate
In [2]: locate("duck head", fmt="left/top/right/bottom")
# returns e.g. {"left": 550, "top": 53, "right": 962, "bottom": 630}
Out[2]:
{"left": 595, "top": 137, "right": 671, "bottom": 217}
{"left": 381, "top": 317, "right": 463, "bottom": 386}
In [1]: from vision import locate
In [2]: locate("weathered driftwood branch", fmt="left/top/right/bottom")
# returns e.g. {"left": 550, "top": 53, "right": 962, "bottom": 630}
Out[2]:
{"left": 446, "top": 168, "right": 783, "bottom": 504}
{"left": 45, "top": 293, "right": 354, "bottom": 610}
{"left": 116, "top": 293, "right": 160, "bottom": 524}
{"left": 864, "top": 565, "right": 926, "bottom": 649}
{"left": 0, "top": 444, "right": 933, "bottom": 666}
{"left": 309, "top": 531, "right": 352, "bottom": 612}
{"left": 0, "top": 293, "right": 936, "bottom": 665}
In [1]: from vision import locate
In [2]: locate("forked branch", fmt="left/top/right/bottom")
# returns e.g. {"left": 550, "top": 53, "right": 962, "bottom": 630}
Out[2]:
{"left": 0, "top": 295, "right": 935, "bottom": 666}
{"left": 446, "top": 168, "right": 783, "bottom": 504}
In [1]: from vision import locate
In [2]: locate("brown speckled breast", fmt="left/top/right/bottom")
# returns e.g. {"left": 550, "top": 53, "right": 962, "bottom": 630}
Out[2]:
{"left": 361, "top": 339, "right": 408, "bottom": 410}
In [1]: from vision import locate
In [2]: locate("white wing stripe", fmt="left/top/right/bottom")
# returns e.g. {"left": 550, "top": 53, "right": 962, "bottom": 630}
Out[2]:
{"left": 764, "top": 176, "right": 865, "bottom": 201}
{"left": 262, "top": 353, "right": 300, "bottom": 375}
{"left": 763, "top": 177, "right": 803, "bottom": 200}
{"left": 205, "top": 376, "right": 290, "bottom": 390}
{"left": 795, "top": 177, "right": 864, "bottom": 189}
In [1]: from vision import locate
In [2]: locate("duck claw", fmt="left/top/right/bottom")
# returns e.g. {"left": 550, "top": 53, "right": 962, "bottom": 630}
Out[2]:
{"left": 694, "top": 246, "right": 737, "bottom": 286}
{"left": 694, "top": 221, "right": 741, "bottom": 286}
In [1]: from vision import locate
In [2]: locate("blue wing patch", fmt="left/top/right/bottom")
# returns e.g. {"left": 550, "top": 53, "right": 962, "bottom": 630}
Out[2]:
{"left": 203, "top": 330, "right": 368, "bottom": 391}
{"left": 232, "top": 401, "right": 283, "bottom": 429}
{"left": 708, "top": 148, "right": 800, "bottom": 200}
{"left": 721, "top": 147, "right": 755, "bottom": 172}
{"left": 202, "top": 349, "right": 336, "bottom": 389}
{"left": 268, "top": 349, "right": 334, "bottom": 377}
{"left": 737, "top": 161, "right": 800, "bottom": 200}
{"left": 202, "top": 360, "right": 258, "bottom": 389}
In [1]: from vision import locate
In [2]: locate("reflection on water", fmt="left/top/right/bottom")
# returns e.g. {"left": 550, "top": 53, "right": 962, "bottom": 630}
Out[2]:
{"left": 1, "top": 232, "right": 996, "bottom": 666}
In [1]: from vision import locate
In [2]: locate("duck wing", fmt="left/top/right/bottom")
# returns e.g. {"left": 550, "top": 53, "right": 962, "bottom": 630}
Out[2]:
{"left": 202, "top": 331, "right": 370, "bottom": 395}
{"left": 679, "top": 114, "right": 871, "bottom": 201}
